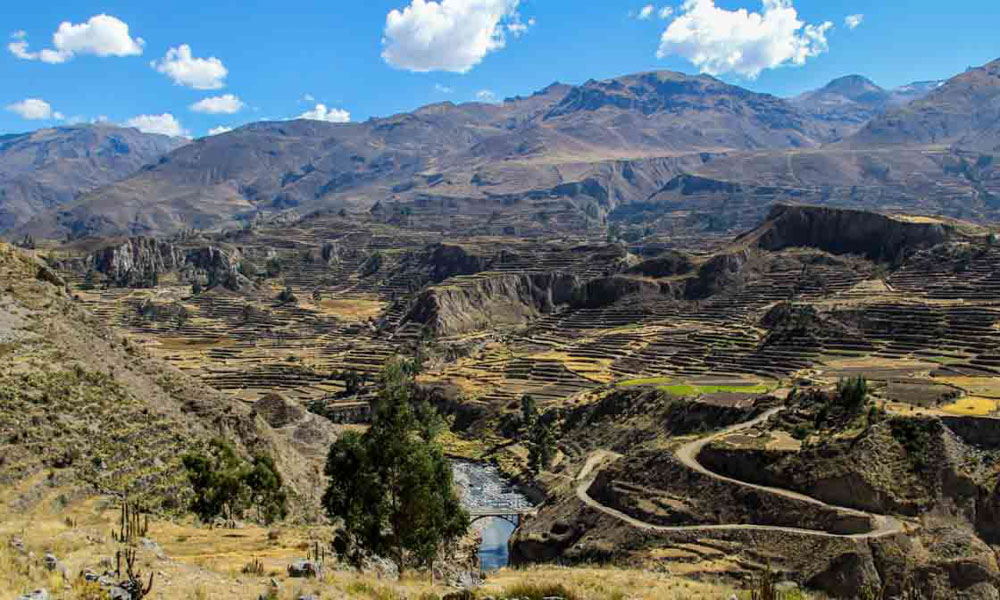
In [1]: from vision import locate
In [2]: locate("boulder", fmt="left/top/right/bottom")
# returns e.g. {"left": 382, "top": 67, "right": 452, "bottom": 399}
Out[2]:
{"left": 287, "top": 559, "right": 322, "bottom": 578}
{"left": 254, "top": 393, "right": 306, "bottom": 428}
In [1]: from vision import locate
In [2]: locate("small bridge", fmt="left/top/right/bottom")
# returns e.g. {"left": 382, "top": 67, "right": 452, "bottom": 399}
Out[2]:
{"left": 467, "top": 507, "right": 537, "bottom": 528}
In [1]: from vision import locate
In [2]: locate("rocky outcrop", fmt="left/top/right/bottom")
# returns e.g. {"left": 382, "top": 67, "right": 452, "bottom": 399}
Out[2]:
{"left": 182, "top": 245, "right": 247, "bottom": 290}
{"left": 744, "top": 204, "right": 961, "bottom": 262}
{"left": 403, "top": 272, "right": 672, "bottom": 336}
{"left": 82, "top": 237, "right": 247, "bottom": 290}
{"left": 398, "top": 243, "right": 497, "bottom": 284}
{"left": 91, "top": 238, "right": 184, "bottom": 287}
{"left": 403, "top": 273, "right": 579, "bottom": 336}
{"left": 625, "top": 250, "right": 695, "bottom": 278}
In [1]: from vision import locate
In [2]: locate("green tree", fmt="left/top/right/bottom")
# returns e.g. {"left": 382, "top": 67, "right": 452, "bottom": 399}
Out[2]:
{"left": 527, "top": 418, "right": 557, "bottom": 474}
{"left": 182, "top": 440, "right": 287, "bottom": 526}
{"left": 520, "top": 394, "right": 538, "bottom": 431}
{"left": 277, "top": 286, "right": 298, "bottom": 305}
{"left": 182, "top": 439, "right": 248, "bottom": 524}
{"left": 836, "top": 376, "right": 869, "bottom": 412}
{"left": 244, "top": 454, "right": 289, "bottom": 525}
{"left": 322, "top": 359, "right": 468, "bottom": 572}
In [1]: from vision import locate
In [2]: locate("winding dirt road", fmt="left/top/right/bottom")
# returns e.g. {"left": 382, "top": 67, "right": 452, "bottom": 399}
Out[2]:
{"left": 575, "top": 406, "right": 904, "bottom": 539}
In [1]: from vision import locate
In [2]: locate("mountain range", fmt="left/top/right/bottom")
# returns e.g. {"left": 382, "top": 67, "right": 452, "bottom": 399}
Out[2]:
{"left": 4, "top": 58, "right": 1000, "bottom": 240}
{"left": 0, "top": 124, "right": 185, "bottom": 233}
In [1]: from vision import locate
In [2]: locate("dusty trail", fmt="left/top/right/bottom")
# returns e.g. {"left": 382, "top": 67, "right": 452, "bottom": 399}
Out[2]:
{"left": 575, "top": 406, "right": 904, "bottom": 539}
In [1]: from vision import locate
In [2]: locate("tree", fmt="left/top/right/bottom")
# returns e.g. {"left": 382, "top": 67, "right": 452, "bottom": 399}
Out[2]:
{"left": 322, "top": 359, "right": 468, "bottom": 572}
{"left": 836, "top": 376, "right": 869, "bottom": 412}
{"left": 527, "top": 417, "right": 557, "bottom": 474}
{"left": 182, "top": 439, "right": 247, "bottom": 524}
{"left": 182, "top": 440, "right": 287, "bottom": 526}
{"left": 277, "top": 286, "right": 298, "bottom": 305}
{"left": 520, "top": 394, "right": 538, "bottom": 431}
{"left": 244, "top": 454, "right": 289, "bottom": 525}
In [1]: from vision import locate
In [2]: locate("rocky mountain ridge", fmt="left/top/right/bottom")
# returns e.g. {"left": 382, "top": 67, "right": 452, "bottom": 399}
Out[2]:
{"left": 0, "top": 124, "right": 185, "bottom": 232}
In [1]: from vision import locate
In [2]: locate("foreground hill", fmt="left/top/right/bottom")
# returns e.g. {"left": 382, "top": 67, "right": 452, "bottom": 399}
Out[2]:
{"left": 18, "top": 71, "right": 838, "bottom": 239}
{"left": 0, "top": 124, "right": 185, "bottom": 233}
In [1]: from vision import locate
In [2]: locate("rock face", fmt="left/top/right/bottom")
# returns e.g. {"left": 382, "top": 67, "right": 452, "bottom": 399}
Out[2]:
{"left": 403, "top": 273, "right": 580, "bottom": 336}
{"left": 402, "top": 272, "right": 671, "bottom": 336}
{"left": 744, "top": 204, "right": 958, "bottom": 262}
{"left": 84, "top": 237, "right": 246, "bottom": 289}
{"left": 254, "top": 393, "right": 306, "bottom": 428}
{"left": 91, "top": 238, "right": 184, "bottom": 287}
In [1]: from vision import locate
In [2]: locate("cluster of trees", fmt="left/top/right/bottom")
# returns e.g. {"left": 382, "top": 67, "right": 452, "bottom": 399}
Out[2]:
{"left": 181, "top": 356, "right": 556, "bottom": 573}
{"left": 182, "top": 439, "right": 288, "bottom": 525}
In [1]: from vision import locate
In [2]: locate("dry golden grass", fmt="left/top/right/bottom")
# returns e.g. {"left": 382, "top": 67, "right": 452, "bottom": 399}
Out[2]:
{"left": 0, "top": 487, "right": 747, "bottom": 599}
{"left": 314, "top": 298, "right": 386, "bottom": 321}
{"left": 936, "top": 376, "right": 1000, "bottom": 398}
{"left": 940, "top": 396, "right": 999, "bottom": 416}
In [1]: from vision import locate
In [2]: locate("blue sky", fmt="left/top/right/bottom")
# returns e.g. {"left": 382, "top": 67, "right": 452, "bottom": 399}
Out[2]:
{"left": 1, "top": 0, "right": 997, "bottom": 138}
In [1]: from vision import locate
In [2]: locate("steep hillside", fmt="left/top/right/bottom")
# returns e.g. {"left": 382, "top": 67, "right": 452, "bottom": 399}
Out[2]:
{"left": 0, "top": 242, "right": 334, "bottom": 511}
{"left": 852, "top": 58, "right": 1000, "bottom": 150}
{"left": 19, "top": 71, "right": 834, "bottom": 240}
{"left": 0, "top": 124, "right": 185, "bottom": 233}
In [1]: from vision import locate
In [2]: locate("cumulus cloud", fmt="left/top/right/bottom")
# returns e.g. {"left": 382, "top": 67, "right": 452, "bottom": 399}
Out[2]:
{"left": 658, "top": 7, "right": 674, "bottom": 19}
{"left": 5, "top": 98, "right": 63, "bottom": 120}
{"left": 125, "top": 113, "right": 188, "bottom": 137}
{"left": 382, "top": 0, "right": 527, "bottom": 73}
{"left": 190, "top": 94, "right": 245, "bottom": 114}
{"left": 8, "top": 14, "right": 143, "bottom": 64}
{"left": 298, "top": 104, "right": 351, "bottom": 123}
{"left": 152, "top": 45, "right": 228, "bottom": 90}
{"left": 657, "top": 0, "right": 833, "bottom": 79}
{"left": 475, "top": 89, "right": 498, "bottom": 102}
{"left": 434, "top": 83, "right": 455, "bottom": 93}
{"left": 207, "top": 125, "right": 233, "bottom": 136}
{"left": 637, "top": 5, "right": 655, "bottom": 19}
{"left": 845, "top": 14, "right": 864, "bottom": 30}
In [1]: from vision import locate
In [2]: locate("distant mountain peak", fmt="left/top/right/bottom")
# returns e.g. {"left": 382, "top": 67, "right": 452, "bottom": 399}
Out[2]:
{"left": 818, "top": 74, "right": 884, "bottom": 97}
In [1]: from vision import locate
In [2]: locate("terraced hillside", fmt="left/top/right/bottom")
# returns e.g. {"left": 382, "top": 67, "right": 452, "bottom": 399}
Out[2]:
{"left": 36, "top": 203, "right": 1000, "bottom": 597}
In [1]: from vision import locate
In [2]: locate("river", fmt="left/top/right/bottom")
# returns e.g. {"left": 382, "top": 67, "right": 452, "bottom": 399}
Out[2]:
{"left": 451, "top": 461, "right": 533, "bottom": 571}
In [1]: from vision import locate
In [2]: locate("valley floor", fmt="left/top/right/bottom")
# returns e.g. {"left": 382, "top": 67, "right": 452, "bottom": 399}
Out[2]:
{"left": 0, "top": 475, "right": 745, "bottom": 599}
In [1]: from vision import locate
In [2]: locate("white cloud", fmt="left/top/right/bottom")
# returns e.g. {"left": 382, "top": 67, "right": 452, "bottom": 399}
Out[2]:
{"left": 435, "top": 83, "right": 455, "bottom": 93}
{"left": 5, "top": 98, "right": 63, "bottom": 120}
{"left": 303, "top": 93, "right": 316, "bottom": 102}
{"left": 637, "top": 5, "right": 655, "bottom": 19}
{"left": 298, "top": 103, "right": 351, "bottom": 123}
{"left": 190, "top": 94, "right": 245, "bottom": 114}
{"left": 207, "top": 125, "right": 233, "bottom": 136}
{"left": 125, "top": 113, "right": 188, "bottom": 137}
{"left": 475, "top": 89, "right": 498, "bottom": 103}
{"left": 152, "top": 45, "right": 227, "bottom": 90}
{"left": 382, "top": 0, "right": 526, "bottom": 73}
{"left": 8, "top": 15, "right": 143, "bottom": 64}
{"left": 507, "top": 15, "right": 535, "bottom": 37}
{"left": 844, "top": 14, "right": 864, "bottom": 30}
{"left": 658, "top": 6, "right": 674, "bottom": 19}
{"left": 657, "top": 0, "right": 833, "bottom": 79}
